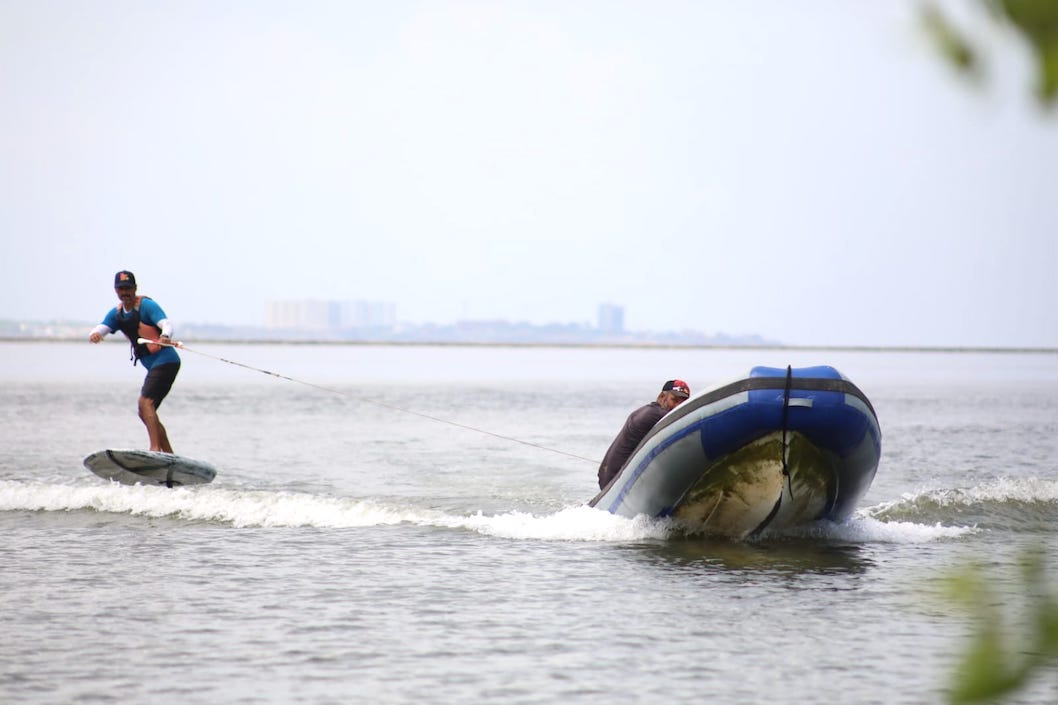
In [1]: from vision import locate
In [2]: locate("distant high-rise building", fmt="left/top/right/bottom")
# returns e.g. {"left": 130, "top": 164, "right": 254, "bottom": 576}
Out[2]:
{"left": 265, "top": 300, "right": 336, "bottom": 329}
{"left": 598, "top": 303, "right": 624, "bottom": 334}
{"left": 337, "top": 300, "right": 396, "bottom": 329}
{"left": 265, "top": 299, "right": 396, "bottom": 330}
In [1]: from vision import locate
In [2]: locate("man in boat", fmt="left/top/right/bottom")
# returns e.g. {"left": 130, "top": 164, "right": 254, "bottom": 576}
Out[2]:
{"left": 597, "top": 379, "right": 690, "bottom": 489}
{"left": 88, "top": 270, "right": 181, "bottom": 453}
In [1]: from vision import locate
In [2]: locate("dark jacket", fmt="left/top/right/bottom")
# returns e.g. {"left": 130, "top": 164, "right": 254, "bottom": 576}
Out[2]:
{"left": 597, "top": 401, "right": 666, "bottom": 489}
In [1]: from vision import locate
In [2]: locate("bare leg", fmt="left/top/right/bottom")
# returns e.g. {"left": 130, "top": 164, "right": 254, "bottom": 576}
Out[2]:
{"left": 156, "top": 420, "right": 173, "bottom": 454}
{"left": 138, "top": 395, "right": 174, "bottom": 454}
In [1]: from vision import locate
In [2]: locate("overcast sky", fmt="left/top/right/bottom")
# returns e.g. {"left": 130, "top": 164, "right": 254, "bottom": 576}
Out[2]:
{"left": 2, "top": 1, "right": 1055, "bottom": 347}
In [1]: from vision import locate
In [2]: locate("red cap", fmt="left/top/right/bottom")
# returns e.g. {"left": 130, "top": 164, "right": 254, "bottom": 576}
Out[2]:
{"left": 662, "top": 379, "right": 690, "bottom": 398}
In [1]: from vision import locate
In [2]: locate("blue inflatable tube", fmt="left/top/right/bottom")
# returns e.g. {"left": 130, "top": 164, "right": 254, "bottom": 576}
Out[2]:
{"left": 589, "top": 365, "right": 882, "bottom": 538}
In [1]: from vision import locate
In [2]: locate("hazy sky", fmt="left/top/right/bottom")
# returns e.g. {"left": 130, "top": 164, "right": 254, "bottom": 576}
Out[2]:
{"left": 2, "top": 1, "right": 1056, "bottom": 347}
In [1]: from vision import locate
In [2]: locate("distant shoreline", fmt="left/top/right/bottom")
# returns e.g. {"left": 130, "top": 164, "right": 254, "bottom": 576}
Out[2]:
{"left": 4, "top": 336, "right": 1056, "bottom": 355}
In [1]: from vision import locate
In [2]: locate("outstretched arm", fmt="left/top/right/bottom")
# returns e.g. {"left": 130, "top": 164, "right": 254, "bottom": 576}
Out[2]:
{"left": 88, "top": 324, "right": 112, "bottom": 343}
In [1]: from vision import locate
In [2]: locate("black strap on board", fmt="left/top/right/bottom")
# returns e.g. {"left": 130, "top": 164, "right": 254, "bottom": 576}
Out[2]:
{"left": 750, "top": 365, "right": 796, "bottom": 537}
{"left": 780, "top": 364, "right": 792, "bottom": 480}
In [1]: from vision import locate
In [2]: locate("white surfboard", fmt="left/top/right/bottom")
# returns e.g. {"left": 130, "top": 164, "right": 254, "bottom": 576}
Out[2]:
{"left": 84, "top": 449, "right": 217, "bottom": 487}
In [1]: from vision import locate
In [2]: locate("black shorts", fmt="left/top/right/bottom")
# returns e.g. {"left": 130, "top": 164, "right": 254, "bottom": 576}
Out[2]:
{"left": 141, "top": 362, "right": 180, "bottom": 409}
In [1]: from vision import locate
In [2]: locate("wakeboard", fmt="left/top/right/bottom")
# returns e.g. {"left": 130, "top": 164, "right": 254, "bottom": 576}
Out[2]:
{"left": 83, "top": 449, "right": 217, "bottom": 487}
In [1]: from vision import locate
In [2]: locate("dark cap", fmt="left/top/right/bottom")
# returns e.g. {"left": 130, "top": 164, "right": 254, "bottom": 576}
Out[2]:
{"left": 114, "top": 270, "right": 137, "bottom": 288}
{"left": 662, "top": 379, "right": 690, "bottom": 398}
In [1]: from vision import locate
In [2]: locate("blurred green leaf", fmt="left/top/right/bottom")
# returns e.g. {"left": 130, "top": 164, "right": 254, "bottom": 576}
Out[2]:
{"left": 922, "top": 4, "right": 980, "bottom": 75}
{"left": 922, "top": 0, "right": 1058, "bottom": 107}
{"left": 944, "top": 550, "right": 1058, "bottom": 704}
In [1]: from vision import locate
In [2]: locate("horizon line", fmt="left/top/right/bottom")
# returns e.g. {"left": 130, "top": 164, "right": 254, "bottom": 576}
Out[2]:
{"left": 3, "top": 336, "right": 1056, "bottom": 355}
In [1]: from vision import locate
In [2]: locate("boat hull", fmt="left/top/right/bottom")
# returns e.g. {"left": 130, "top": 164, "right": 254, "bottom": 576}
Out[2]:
{"left": 590, "top": 366, "right": 881, "bottom": 538}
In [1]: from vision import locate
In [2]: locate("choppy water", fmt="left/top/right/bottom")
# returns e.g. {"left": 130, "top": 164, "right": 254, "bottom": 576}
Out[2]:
{"left": 2, "top": 341, "right": 1057, "bottom": 704}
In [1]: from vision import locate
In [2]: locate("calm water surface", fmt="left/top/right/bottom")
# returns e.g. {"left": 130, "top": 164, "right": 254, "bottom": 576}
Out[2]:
{"left": 2, "top": 341, "right": 1057, "bottom": 704}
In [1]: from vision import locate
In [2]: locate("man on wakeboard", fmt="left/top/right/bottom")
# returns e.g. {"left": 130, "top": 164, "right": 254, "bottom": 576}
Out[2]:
{"left": 88, "top": 270, "right": 181, "bottom": 453}
{"left": 597, "top": 379, "right": 690, "bottom": 489}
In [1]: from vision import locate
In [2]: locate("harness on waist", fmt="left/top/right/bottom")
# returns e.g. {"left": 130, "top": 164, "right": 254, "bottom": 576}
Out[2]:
{"left": 114, "top": 296, "right": 162, "bottom": 366}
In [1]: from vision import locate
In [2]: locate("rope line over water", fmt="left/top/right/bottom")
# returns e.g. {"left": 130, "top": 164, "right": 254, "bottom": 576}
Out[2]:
{"left": 141, "top": 339, "right": 600, "bottom": 465}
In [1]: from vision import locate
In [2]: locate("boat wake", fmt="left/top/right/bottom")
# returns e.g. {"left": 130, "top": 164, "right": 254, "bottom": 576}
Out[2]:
{"left": 0, "top": 479, "right": 670, "bottom": 541}
{"left": 863, "top": 477, "right": 1058, "bottom": 533}
{"left": 5, "top": 477, "right": 1050, "bottom": 542}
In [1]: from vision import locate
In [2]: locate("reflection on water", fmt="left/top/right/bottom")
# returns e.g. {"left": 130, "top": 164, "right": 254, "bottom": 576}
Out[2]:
{"left": 627, "top": 536, "right": 872, "bottom": 576}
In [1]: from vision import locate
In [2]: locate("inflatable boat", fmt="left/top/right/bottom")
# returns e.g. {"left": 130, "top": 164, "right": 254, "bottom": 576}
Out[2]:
{"left": 589, "top": 365, "right": 881, "bottom": 538}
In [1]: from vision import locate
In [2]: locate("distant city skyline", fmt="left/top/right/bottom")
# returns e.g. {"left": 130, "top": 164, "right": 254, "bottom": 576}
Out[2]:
{"left": 265, "top": 299, "right": 397, "bottom": 330}
{"left": 262, "top": 298, "right": 630, "bottom": 335}
{"left": 7, "top": 310, "right": 1055, "bottom": 350}
{"left": 3, "top": 297, "right": 786, "bottom": 347}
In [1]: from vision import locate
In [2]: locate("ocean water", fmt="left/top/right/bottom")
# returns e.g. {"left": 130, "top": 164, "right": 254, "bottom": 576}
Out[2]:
{"left": 2, "top": 341, "right": 1058, "bottom": 704}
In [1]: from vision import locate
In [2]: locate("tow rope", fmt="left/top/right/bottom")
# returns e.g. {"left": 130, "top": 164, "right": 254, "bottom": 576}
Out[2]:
{"left": 139, "top": 338, "right": 600, "bottom": 465}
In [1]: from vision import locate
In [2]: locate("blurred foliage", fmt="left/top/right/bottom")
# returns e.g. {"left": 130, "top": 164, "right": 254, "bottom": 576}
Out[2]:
{"left": 943, "top": 550, "right": 1058, "bottom": 704}
{"left": 922, "top": 0, "right": 1058, "bottom": 106}
{"left": 922, "top": 3, "right": 1058, "bottom": 694}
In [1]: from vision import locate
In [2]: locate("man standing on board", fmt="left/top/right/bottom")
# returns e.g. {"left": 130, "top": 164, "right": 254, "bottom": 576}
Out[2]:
{"left": 88, "top": 270, "right": 181, "bottom": 453}
{"left": 597, "top": 379, "right": 691, "bottom": 490}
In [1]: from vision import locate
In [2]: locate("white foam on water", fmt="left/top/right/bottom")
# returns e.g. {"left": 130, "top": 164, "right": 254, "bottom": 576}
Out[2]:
{"left": 783, "top": 514, "right": 976, "bottom": 542}
{"left": 0, "top": 480, "right": 430, "bottom": 529}
{"left": 862, "top": 477, "right": 1058, "bottom": 529}
{"left": 0, "top": 480, "right": 670, "bottom": 540}
{"left": 927, "top": 476, "right": 1058, "bottom": 506}
{"left": 436, "top": 504, "right": 673, "bottom": 542}
{"left": 3, "top": 478, "right": 999, "bottom": 544}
